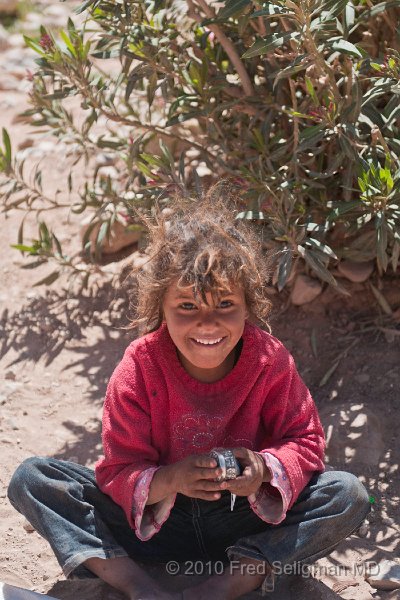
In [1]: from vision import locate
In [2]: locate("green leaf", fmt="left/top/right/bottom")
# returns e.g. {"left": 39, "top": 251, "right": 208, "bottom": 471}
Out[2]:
{"left": 359, "top": 0, "right": 400, "bottom": 20}
{"left": 319, "top": 360, "right": 340, "bottom": 387}
{"left": 376, "top": 220, "right": 388, "bottom": 271}
{"left": 242, "top": 32, "right": 299, "bottom": 58}
{"left": 303, "top": 249, "right": 337, "bottom": 285}
{"left": 90, "top": 49, "right": 121, "bottom": 59}
{"left": 2, "top": 128, "right": 11, "bottom": 165}
{"left": 23, "top": 35, "right": 45, "bottom": 56}
{"left": 217, "top": 0, "right": 251, "bottom": 20}
{"left": 250, "top": 4, "right": 290, "bottom": 18}
{"left": 277, "top": 248, "right": 293, "bottom": 291}
{"left": 305, "top": 238, "right": 338, "bottom": 259}
{"left": 75, "top": 0, "right": 98, "bottom": 14}
{"left": 300, "top": 124, "right": 324, "bottom": 140}
{"left": 272, "top": 57, "right": 309, "bottom": 86}
{"left": 305, "top": 76, "right": 319, "bottom": 105}
{"left": 311, "top": 328, "right": 318, "bottom": 359}
{"left": 59, "top": 30, "right": 76, "bottom": 57}
{"left": 236, "top": 210, "right": 265, "bottom": 220}
{"left": 331, "top": 39, "right": 362, "bottom": 58}
{"left": 10, "top": 244, "right": 38, "bottom": 254}
{"left": 318, "top": 0, "right": 349, "bottom": 19}
{"left": 369, "top": 282, "right": 392, "bottom": 315}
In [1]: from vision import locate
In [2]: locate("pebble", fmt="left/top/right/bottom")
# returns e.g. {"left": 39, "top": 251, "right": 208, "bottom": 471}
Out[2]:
{"left": 355, "top": 373, "right": 370, "bottom": 384}
{"left": 291, "top": 274, "right": 323, "bottom": 306}
{"left": 95, "top": 152, "right": 115, "bottom": 167}
{"left": 357, "top": 520, "right": 369, "bottom": 537}
{"left": 23, "top": 519, "right": 35, "bottom": 533}
{"left": 366, "top": 559, "right": 400, "bottom": 590}
{"left": 0, "top": 0, "right": 18, "bottom": 14}
{"left": 338, "top": 259, "right": 374, "bottom": 282}
{"left": 5, "top": 370, "right": 16, "bottom": 381}
{"left": 0, "top": 23, "right": 9, "bottom": 51}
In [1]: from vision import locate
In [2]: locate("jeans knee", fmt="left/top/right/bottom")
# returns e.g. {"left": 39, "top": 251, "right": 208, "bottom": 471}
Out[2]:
{"left": 8, "top": 456, "right": 50, "bottom": 508}
{"left": 325, "top": 471, "right": 370, "bottom": 522}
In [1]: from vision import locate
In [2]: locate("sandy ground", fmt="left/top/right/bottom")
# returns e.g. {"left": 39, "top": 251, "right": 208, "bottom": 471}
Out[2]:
{"left": 1, "top": 4, "right": 400, "bottom": 599}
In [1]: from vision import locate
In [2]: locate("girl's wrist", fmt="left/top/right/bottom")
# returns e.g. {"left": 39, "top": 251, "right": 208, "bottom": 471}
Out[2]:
{"left": 255, "top": 452, "right": 271, "bottom": 483}
{"left": 146, "top": 464, "right": 177, "bottom": 505}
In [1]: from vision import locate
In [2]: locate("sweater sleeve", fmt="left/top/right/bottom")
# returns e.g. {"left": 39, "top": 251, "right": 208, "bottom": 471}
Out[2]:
{"left": 95, "top": 347, "right": 175, "bottom": 537}
{"left": 247, "top": 452, "right": 292, "bottom": 524}
{"left": 258, "top": 344, "right": 325, "bottom": 509}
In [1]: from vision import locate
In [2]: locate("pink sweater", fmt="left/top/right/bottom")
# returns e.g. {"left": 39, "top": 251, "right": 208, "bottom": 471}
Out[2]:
{"left": 95, "top": 322, "right": 325, "bottom": 540}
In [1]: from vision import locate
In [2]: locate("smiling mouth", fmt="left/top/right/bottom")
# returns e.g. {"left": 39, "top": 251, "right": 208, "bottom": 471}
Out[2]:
{"left": 191, "top": 337, "right": 225, "bottom": 346}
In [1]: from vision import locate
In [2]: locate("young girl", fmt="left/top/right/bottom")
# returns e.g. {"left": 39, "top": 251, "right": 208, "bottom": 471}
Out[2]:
{"left": 8, "top": 192, "right": 370, "bottom": 600}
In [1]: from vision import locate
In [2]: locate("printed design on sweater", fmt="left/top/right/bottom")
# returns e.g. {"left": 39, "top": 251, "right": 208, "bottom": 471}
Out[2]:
{"left": 172, "top": 414, "right": 254, "bottom": 458}
{"left": 172, "top": 413, "right": 224, "bottom": 456}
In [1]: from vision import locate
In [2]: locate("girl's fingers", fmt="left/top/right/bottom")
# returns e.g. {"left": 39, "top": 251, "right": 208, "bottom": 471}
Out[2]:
{"left": 193, "top": 456, "right": 218, "bottom": 469}
{"left": 196, "top": 479, "right": 225, "bottom": 491}
{"left": 196, "top": 467, "right": 222, "bottom": 480}
{"left": 193, "top": 490, "right": 221, "bottom": 500}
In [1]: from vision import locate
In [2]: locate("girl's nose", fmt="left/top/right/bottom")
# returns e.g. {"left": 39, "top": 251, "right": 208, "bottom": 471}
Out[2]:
{"left": 197, "top": 307, "right": 218, "bottom": 327}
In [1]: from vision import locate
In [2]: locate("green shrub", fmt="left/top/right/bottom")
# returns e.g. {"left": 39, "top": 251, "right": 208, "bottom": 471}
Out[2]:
{"left": 1, "top": 0, "right": 400, "bottom": 289}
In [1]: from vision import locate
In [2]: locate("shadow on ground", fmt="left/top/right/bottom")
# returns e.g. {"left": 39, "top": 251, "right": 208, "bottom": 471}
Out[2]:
{"left": 0, "top": 277, "right": 137, "bottom": 399}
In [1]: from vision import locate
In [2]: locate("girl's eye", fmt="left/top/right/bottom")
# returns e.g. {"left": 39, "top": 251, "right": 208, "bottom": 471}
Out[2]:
{"left": 218, "top": 300, "right": 233, "bottom": 308}
{"left": 179, "top": 302, "right": 197, "bottom": 310}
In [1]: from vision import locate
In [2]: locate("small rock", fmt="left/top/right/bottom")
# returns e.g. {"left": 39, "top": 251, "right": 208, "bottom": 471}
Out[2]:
{"left": 23, "top": 519, "right": 35, "bottom": 533}
{"left": 338, "top": 260, "right": 374, "bottom": 283}
{"left": 357, "top": 520, "right": 369, "bottom": 537}
{"left": 0, "top": 23, "right": 9, "bottom": 51}
{"left": 7, "top": 418, "right": 19, "bottom": 430}
{"left": 98, "top": 166, "right": 119, "bottom": 180}
{"left": 354, "top": 373, "right": 370, "bottom": 384}
{"left": 366, "top": 559, "right": 400, "bottom": 590}
{"left": 80, "top": 216, "right": 141, "bottom": 255}
{"left": 0, "top": 0, "right": 18, "bottom": 14}
{"left": 95, "top": 152, "right": 115, "bottom": 167}
{"left": 7, "top": 33, "right": 25, "bottom": 48}
{"left": 0, "top": 437, "right": 13, "bottom": 444}
{"left": 291, "top": 274, "right": 323, "bottom": 306}
{"left": 5, "top": 370, "right": 16, "bottom": 381}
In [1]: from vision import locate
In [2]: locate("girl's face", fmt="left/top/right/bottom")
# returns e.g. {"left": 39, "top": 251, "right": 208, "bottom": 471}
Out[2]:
{"left": 162, "top": 281, "right": 248, "bottom": 383}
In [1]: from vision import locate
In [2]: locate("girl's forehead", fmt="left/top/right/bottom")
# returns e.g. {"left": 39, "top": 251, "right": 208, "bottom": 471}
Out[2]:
{"left": 166, "top": 281, "right": 243, "bottom": 299}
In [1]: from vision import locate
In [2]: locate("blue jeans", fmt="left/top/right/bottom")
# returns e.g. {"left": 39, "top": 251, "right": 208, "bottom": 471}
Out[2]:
{"left": 8, "top": 458, "right": 370, "bottom": 582}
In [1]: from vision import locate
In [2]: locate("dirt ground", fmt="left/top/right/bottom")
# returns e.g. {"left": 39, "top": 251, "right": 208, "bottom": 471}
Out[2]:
{"left": 1, "top": 4, "right": 400, "bottom": 599}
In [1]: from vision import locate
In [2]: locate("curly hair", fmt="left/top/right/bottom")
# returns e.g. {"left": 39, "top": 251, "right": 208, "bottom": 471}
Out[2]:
{"left": 131, "top": 187, "right": 272, "bottom": 333}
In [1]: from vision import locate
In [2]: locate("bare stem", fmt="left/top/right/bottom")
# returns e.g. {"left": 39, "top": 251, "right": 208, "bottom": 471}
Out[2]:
{"left": 187, "top": 0, "right": 254, "bottom": 96}
{"left": 289, "top": 78, "right": 299, "bottom": 178}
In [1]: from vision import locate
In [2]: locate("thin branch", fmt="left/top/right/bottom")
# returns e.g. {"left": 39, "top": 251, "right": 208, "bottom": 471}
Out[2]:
{"left": 187, "top": 0, "right": 254, "bottom": 96}
{"left": 288, "top": 78, "right": 299, "bottom": 178}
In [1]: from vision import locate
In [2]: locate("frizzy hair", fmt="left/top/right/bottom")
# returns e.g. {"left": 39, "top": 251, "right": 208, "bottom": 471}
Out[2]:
{"left": 131, "top": 188, "right": 272, "bottom": 333}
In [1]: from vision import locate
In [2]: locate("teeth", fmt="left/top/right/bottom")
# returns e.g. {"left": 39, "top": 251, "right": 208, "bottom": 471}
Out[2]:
{"left": 194, "top": 338, "right": 222, "bottom": 345}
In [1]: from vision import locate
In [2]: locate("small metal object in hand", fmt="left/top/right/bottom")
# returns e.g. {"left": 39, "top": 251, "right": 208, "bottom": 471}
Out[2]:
{"left": 209, "top": 448, "right": 242, "bottom": 481}
{"left": 209, "top": 448, "right": 242, "bottom": 511}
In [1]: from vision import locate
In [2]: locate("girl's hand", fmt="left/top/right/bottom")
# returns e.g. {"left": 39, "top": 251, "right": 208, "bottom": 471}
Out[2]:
{"left": 220, "top": 447, "right": 271, "bottom": 497}
{"left": 170, "top": 454, "right": 225, "bottom": 500}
